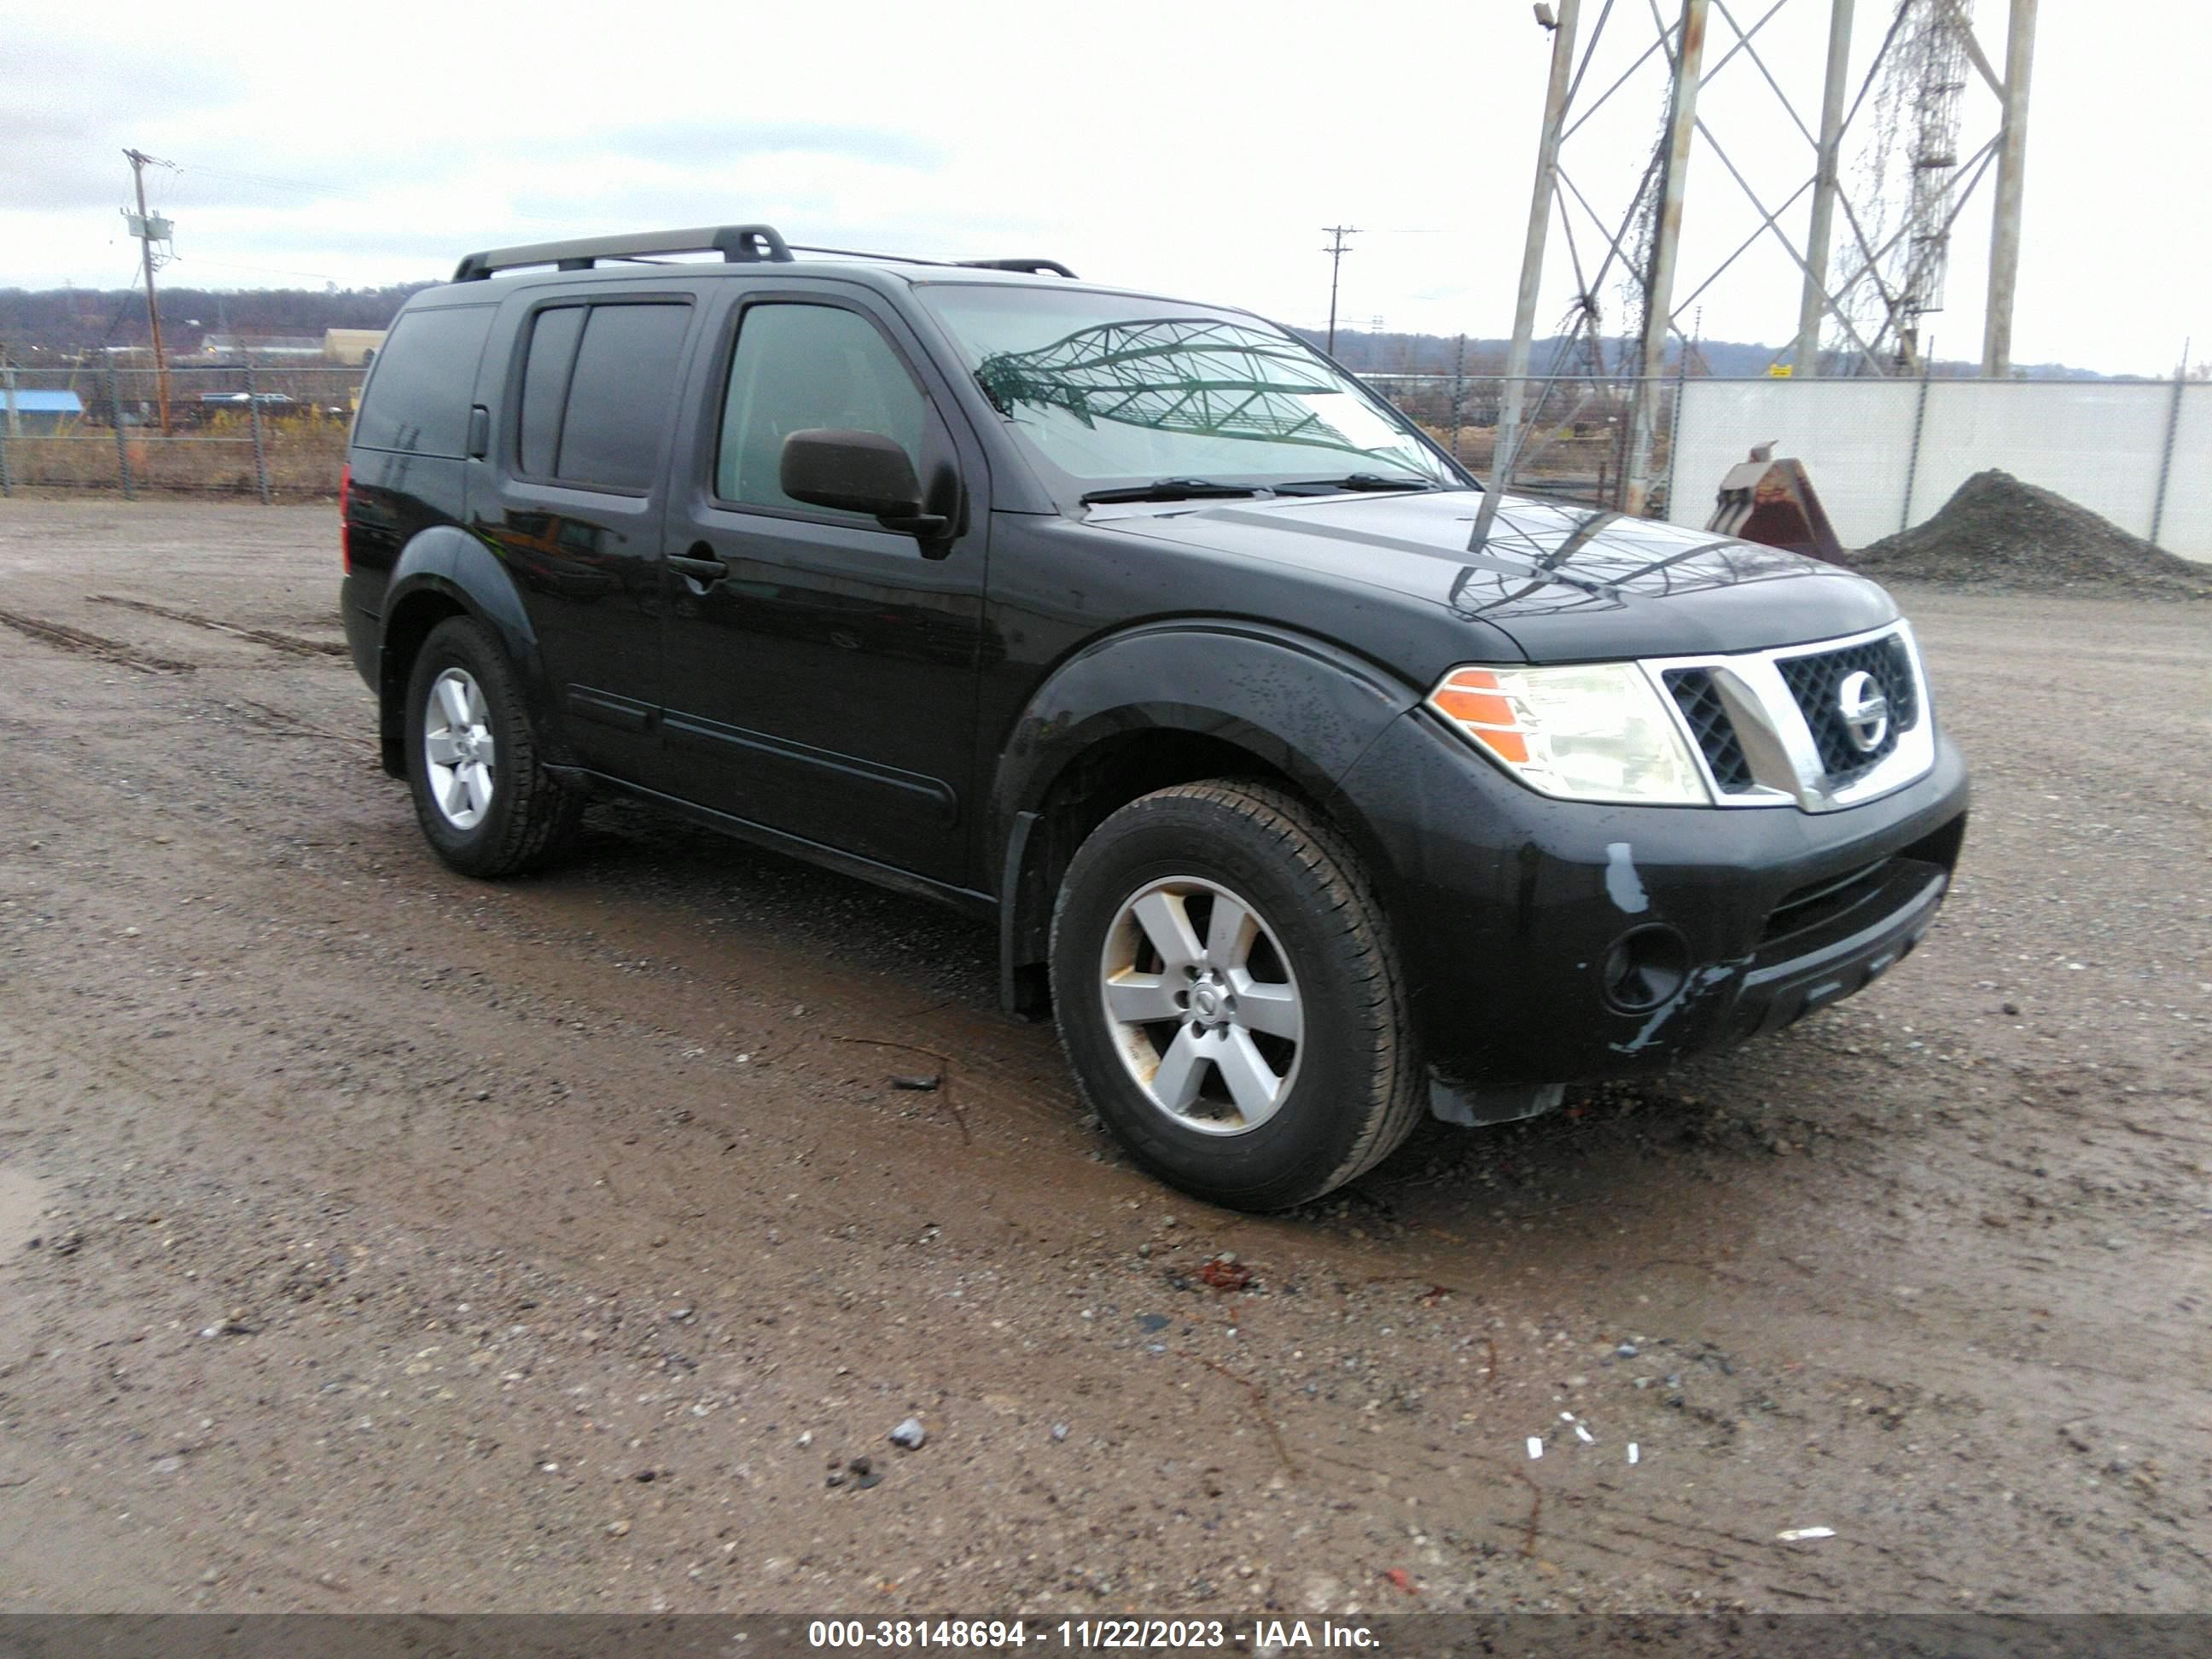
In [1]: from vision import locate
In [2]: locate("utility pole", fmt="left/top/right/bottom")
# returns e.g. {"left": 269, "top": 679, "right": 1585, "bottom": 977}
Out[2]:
{"left": 1321, "top": 226, "right": 1359, "bottom": 355}
{"left": 123, "top": 148, "right": 174, "bottom": 435}
{"left": 1980, "top": 0, "right": 2037, "bottom": 376}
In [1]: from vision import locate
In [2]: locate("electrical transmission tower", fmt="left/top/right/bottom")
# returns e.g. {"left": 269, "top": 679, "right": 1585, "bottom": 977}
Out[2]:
{"left": 1487, "top": 0, "right": 2039, "bottom": 521}
{"left": 1837, "top": 0, "right": 1974, "bottom": 372}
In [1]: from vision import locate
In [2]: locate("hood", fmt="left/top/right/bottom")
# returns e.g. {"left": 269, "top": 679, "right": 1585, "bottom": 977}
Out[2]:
{"left": 1087, "top": 488, "right": 1897, "bottom": 661}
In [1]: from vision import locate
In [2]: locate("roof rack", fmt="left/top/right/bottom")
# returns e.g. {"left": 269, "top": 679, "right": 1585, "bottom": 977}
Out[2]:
{"left": 452, "top": 224, "right": 794, "bottom": 282}
{"left": 451, "top": 225, "right": 1078, "bottom": 284}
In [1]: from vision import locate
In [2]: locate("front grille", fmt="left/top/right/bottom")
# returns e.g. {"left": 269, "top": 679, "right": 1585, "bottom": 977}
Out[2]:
{"left": 1776, "top": 632, "right": 1920, "bottom": 783}
{"left": 1662, "top": 668, "right": 1755, "bottom": 792}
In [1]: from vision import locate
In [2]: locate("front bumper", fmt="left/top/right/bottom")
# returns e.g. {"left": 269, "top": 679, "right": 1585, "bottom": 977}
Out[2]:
{"left": 1337, "top": 706, "right": 1970, "bottom": 1095}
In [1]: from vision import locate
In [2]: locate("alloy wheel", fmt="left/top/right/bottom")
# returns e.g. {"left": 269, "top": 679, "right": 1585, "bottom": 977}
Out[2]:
{"left": 1097, "top": 876, "right": 1304, "bottom": 1135}
{"left": 422, "top": 667, "right": 497, "bottom": 830}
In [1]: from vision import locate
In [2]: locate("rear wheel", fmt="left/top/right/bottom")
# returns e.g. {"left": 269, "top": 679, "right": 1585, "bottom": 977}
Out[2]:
{"left": 1050, "top": 780, "right": 1422, "bottom": 1211}
{"left": 404, "top": 616, "right": 582, "bottom": 877}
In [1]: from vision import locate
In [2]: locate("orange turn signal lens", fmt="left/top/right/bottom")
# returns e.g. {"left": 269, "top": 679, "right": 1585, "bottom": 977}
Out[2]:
{"left": 1431, "top": 669, "right": 1531, "bottom": 765}
{"left": 1432, "top": 686, "right": 1516, "bottom": 727}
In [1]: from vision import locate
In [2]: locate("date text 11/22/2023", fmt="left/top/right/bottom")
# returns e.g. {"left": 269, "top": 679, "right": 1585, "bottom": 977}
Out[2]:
{"left": 805, "top": 1618, "right": 1380, "bottom": 1650}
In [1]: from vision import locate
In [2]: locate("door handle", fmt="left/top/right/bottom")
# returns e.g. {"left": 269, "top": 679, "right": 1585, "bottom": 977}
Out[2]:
{"left": 669, "top": 544, "right": 729, "bottom": 585}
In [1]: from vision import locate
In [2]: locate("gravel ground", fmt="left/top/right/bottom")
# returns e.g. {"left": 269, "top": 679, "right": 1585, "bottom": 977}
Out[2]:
{"left": 0, "top": 499, "right": 2206, "bottom": 1616}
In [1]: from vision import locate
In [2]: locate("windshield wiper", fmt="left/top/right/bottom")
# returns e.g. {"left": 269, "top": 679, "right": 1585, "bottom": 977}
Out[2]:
{"left": 1078, "top": 479, "right": 1266, "bottom": 505}
{"left": 1272, "top": 473, "right": 1441, "bottom": 495}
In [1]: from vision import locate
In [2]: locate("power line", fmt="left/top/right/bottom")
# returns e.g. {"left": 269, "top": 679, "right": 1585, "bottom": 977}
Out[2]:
{"left": 172, "top": 163, "right": 375, "bottom": 206}
{"left": 168, "top": 258, "right": 345, "bottom": 283}
{"left": 97, "top": 257, "right": 149, "bottom": 346}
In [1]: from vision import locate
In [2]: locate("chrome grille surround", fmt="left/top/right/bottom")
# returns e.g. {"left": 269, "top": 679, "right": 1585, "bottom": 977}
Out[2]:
{"left": 1636, "top": 620, "right": 1936, "bottom": 813}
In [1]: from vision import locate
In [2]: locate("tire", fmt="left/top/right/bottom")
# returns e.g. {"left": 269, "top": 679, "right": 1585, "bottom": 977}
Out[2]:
{"left": 1049, "top": 780, "right": 1423, "bottom": 1212}
{"left": 404, "top": 615, "right": 582, "bottom": 877}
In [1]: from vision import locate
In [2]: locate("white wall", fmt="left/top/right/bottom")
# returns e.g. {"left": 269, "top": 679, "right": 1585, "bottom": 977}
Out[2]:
{"left": 1668, "top": 379, "right": 2212, "bottom": 562}
{"left": 2157, "top": 382, "right": 2212, "bottom": 562}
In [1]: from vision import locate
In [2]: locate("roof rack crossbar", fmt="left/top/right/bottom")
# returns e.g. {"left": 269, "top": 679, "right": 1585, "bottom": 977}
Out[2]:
{"left": 957, "top": 259, "right": 1079, "bottom": 279}
{"left": 452, "top": 224, "right": 794, "bottom": 282}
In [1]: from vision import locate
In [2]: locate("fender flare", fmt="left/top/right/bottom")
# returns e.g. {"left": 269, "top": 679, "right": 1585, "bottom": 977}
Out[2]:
{"left": 375, "top": 527, "right": 570, "bottom": 776}
{"left": 992, "top": 620, "right": 1422, "bottom": 1002}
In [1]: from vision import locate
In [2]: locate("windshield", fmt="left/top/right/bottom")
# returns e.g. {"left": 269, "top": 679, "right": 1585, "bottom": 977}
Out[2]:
{"left": 915, "top": 284, "right": 1465, "bottom": 501}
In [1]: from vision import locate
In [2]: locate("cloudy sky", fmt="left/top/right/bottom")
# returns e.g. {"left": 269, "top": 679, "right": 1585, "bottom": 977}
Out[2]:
{"left": 3, "top": 0, "right": 2203, "bottom": 375}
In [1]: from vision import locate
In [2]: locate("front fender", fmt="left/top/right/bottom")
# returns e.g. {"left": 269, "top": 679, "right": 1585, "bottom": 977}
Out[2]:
{"left": 377, "top": 527, "right": 571, "bottom": 775}
{"left": 996, "top": 620, "right": 1419, "bottom": 832}
{"left": 992, "top": 621, "right": 1423, "bottom": 1007}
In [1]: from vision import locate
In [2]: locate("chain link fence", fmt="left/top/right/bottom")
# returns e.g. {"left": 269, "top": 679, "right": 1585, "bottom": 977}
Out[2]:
{"left": 3, "top": 360, "right": 2204, "bottom": 561}
{"left": 1365, "top": 372, "right": 1685, "bottom": 515}
{"left": 1, "top": 362, "right": 1674, "bottom": 511}
{"left": 0, "top": 362, "right": 362, "bottom": 502}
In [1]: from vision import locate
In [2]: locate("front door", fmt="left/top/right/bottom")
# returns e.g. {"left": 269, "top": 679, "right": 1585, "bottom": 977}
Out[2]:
{"left": 658, "top": 290, "right": 988, "bottom": 887}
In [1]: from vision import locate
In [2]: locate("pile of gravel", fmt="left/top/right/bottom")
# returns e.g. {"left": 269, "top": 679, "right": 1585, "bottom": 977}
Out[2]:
{"left": 1851, "top": 469, "right": 2212, "bottom": 598}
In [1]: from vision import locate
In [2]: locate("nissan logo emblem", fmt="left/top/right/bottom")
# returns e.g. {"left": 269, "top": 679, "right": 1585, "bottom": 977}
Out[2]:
{"left": 1837, "top": 670, "right": 1890, "bottom": 753}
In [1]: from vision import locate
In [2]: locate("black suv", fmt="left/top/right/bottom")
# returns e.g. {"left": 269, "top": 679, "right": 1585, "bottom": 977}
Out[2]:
{"left": 341, "top": 224, "right": 1968, "bottom": 1211}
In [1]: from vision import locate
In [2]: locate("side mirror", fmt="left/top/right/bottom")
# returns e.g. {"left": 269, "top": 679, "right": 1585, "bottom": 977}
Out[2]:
{"left": 780, "top": 428, "right": 917, "bottom": 515}
{"left": 780, "top": 429, "right": 949, "bottom": 542}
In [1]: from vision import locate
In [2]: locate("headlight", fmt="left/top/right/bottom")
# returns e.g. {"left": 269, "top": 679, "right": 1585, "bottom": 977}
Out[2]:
{"left": 1428, "top": 662, "right": 1709, "bottom": 805}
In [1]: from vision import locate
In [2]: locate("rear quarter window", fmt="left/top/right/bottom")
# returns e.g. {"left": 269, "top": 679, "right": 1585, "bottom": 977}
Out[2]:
{"left": 517, "top": 306, "right": 586, "bottom": 479}
{"left": 352, "top": 305, "right": 497, "bottom": 457}
{"left": 547, "top": 303, "right": 693, "bottom": 492}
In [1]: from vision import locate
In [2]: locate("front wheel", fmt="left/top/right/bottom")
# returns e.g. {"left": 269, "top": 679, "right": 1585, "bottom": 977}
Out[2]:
{"left": 404, "top": 615, "right": 582, "bottom": 877}
{"left": 1049, "top": 780, "right": 1423, "bottom": 1212}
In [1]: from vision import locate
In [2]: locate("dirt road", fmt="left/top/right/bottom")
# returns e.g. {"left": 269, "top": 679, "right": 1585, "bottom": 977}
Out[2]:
{"left": 0, "top": 499, "right": 2205, "bottom": 1615}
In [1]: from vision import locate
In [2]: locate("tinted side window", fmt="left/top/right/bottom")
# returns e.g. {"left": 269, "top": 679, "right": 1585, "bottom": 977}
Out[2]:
{"left": 517, "top": 306, "right": 585, "bottom": 478}
{"left": 552, "top": 304, "right": 692, "bottom": 492}
{"left": 352, "top": 305, "right": 495, "bottom": 456}
{"left": 717, "top": 305, "right": 927, "bottom": 517}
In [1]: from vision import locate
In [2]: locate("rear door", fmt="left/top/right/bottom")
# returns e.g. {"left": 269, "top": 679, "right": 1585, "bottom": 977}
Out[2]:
{"left": 469, "top": 286, "right": 700, "bottom": 779}
{"left": 656, "top": 283, "right": 990, "bottom": 886}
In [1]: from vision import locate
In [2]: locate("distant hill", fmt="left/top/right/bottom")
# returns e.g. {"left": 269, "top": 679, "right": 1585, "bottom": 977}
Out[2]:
{"left": 0, "top": 284, "right": 2116, "bottom": 381}
{"left": 1300, "top": 327, "right": 2117, "bottom": 381}
{"left": 0, "top": 285, "right": 432, "bottom": 358}
{"left": 1298, "top": 329, "right": 1771, "bottom": 377}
